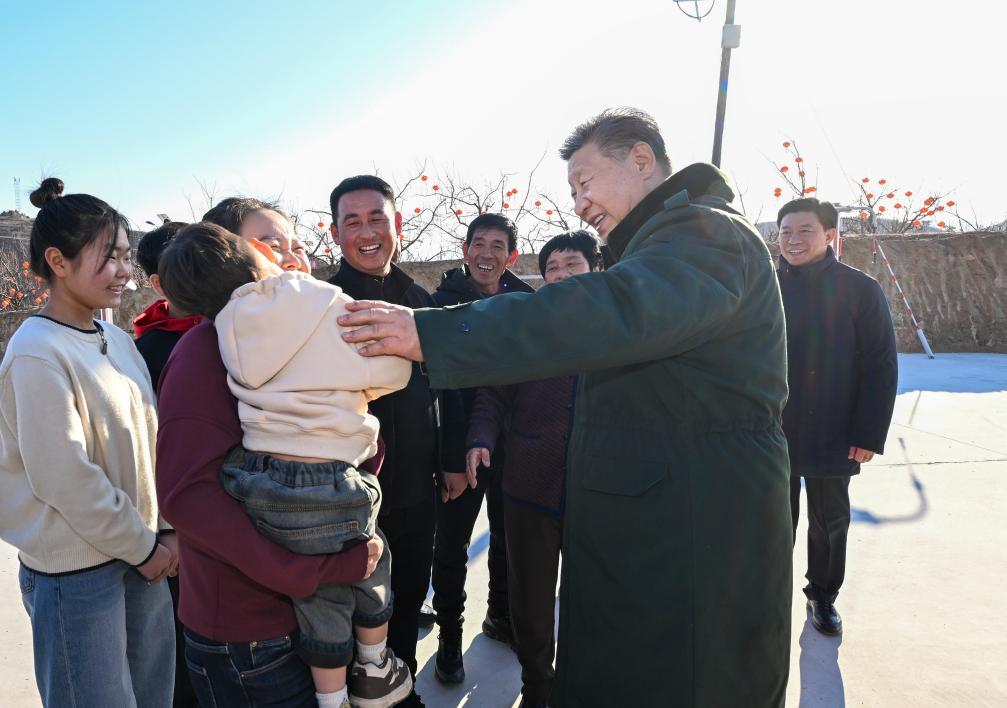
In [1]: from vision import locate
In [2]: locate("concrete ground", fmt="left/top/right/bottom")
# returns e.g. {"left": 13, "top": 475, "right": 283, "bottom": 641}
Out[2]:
{"left": 1, "top": 353, "right": 1005, "bottom": 707}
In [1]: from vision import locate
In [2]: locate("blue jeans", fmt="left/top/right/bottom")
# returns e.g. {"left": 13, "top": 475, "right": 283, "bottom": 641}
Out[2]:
{"left": 19, "top": 560, "right": 175, "bottom": 708}
{"left": 220, "top": 448, "right": 393, "bottom": 667}
{"left": 183, "top": 628, "right": 317, "bottom": 708}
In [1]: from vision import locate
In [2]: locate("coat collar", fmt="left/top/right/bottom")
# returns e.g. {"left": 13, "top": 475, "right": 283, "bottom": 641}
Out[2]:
{"left": 605, "top": 162, "right": 735, "bottom": 262}
{"left": 334, "top": 258, "right": 416, "bottom": 298}
{"left": 438, "top": 265, "right": 534, "bottom": 299}
{"left": 777, "top": 246, "right": 838, "bottom": 278}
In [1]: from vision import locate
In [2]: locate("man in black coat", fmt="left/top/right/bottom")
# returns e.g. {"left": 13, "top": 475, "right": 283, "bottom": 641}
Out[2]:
{"left": 777, "top": 198, "right": 899, "bottom": 635}
{"left": 327, "top": 175, "right": 464, "bottom": 707}
{"left": 426, "top": 213, "right": 534, "bottom": 684}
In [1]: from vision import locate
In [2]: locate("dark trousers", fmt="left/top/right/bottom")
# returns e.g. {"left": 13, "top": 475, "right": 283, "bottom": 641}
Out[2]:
{"left": 168, "top": 576, "right": 199, "bottom": 707}
{"left": 432, "top": 467, "right": 509, "bottom": 628}
{"left": 379, "top": 490, "right": 436, "bottom": 676}
{"left": 504, "top": 500, "right": 562, "bottom": 704}
{"left": 791, "top": 474, "right": 851, "bottom": 603}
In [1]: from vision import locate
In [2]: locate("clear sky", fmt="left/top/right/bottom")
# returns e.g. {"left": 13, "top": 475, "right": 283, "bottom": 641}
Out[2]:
{"left": 2, "top": 0, "right": 1005, "bottom": 234}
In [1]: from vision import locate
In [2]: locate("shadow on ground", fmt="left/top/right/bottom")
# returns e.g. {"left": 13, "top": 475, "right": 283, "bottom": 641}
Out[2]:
{"left": 797, "top": 611, "right": 845, "bottom": 708}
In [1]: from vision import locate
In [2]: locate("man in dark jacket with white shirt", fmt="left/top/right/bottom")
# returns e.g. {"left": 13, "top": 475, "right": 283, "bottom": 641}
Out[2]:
{"left": 777, "top": 197, "right": 899, "bottom": 636}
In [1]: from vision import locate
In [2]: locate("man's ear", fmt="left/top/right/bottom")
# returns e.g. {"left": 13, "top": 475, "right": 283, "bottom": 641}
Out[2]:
{"left": 506, "top": 249, "right": 519, "bottom": 268}
{"left": 629, "top": 141, "right": 658, "bottom": 181}
{"left": 462, "top": 241, "right": 470, "bottom": 259}
{"left": 148, "top": 273, "right": 166, "bottom": 298}
{"left": 824, "top": 227, "right": 838, "bottom": 244}
{"left": 329, "top": 223, "right": 340, "bottom": 244}
{"left": 394, "top": 211, "right": 403, "bottom": 236}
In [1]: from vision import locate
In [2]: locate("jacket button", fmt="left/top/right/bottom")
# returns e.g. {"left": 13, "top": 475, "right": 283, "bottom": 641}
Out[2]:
{"left": 458, "top": 322, "right": 471, "bottom": 333}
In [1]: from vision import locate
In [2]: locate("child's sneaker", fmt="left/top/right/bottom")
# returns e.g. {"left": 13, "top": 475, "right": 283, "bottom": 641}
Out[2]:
{"left": 348, "top": 647, "right": 414, "bottom": 708}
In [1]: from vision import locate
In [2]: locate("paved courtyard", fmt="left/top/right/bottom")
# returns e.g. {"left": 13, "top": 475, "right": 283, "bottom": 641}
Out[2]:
{"left": 1, "top": 354, "right": 1005, "bottom": 707}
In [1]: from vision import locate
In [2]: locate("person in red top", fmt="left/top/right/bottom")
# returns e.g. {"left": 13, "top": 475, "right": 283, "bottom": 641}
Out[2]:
{"left": 156, "top": 313, "right": 383, "bottom": 706}
{"left": 133, "top": 221, "right": 203, "bottom": 395}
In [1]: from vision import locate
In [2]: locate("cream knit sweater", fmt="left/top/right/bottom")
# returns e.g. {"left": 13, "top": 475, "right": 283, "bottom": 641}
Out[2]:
{"left": 0, "top": 316, "right": 162, "bottom": 573}
{"left": 215, "top": 272, "right": 412, "bottom": 466}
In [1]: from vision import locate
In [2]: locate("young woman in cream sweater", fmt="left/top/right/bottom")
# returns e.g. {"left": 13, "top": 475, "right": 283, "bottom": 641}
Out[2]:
{"left": 0, "top": 178, "right": 176, "bottom": 707}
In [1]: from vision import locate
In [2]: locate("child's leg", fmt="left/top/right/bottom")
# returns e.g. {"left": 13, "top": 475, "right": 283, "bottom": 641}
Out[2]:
{"left": 348, "top": 534, "right": 414, "bottom": 706}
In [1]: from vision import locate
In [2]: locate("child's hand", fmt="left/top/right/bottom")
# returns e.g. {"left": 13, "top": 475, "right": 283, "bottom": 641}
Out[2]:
{"left": 465, "top": 448, "right": 491, "bottom": 489}
{"left": 137, "top": 543, "right": 172, "bottom": 583}
{"left": 363, "top": 536, "right": 384, "bottom": 579}
{"left": 441, "top": 472, "right": 469, "bottom": 502}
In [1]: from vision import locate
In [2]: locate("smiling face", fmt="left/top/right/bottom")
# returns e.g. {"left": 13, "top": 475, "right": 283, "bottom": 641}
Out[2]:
{"left": 542, "top": 248, "right": 594, "bottom": 285}
{"left": 779, "top": 211, "right": 835, "bottom": 266}
{"left": 462, "top": 227, "right": 518, "bottom": 295}
{"left": 331, "top": 189, "right": 401, "bottom": 277}
{"left": 567, "top": 141, "right": 658, "bottom": 242}
{"left": 53, "top": 225, "right": 133, "bottom": 310}
{"left": 239, "top": 209, "right": 310, "bottom": 274}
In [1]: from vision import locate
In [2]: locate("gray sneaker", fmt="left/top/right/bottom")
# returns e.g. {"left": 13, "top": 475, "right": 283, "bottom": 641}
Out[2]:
{"left": 348, "top": 648, "right": 414, "bottom": 708}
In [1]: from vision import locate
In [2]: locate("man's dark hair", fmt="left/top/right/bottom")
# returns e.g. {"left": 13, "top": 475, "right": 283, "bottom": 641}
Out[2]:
{"left": 329, "top": 175, "right": 395, "bottom": 222}
{"left": 465, "top": 213, "right": 517, "bottom": 252}
{"left": 136, "top": 221, "right": 188, "bottom": 277}
{"left": 776, "top": 198, "right": 838, "bottom": 230}
{"left": 158, "top": 222, "right": 260, "bottom": 320}
{"left": 559, "top": 107, "right": 672, "bottom": 175}
{"left": 202, "top": 197, "right": 287, "bottom": 235}
{"left": 538, "top": 230, "right": 602, "bottom": 276}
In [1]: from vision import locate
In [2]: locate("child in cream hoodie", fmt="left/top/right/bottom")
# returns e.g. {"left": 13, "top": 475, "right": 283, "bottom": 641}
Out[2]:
{"left": 158, "top": 223, "right": 413, "bottom": 708}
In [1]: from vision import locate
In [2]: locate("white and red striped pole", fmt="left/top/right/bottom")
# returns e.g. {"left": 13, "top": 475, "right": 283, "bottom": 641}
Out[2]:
{"left": 872, "top": 235, "right": 935, "bottom": 358}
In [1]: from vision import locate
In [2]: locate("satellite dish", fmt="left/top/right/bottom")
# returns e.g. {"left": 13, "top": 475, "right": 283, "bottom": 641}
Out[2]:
{"left": 673, "top": 0, "right": 716, "bottom": 21}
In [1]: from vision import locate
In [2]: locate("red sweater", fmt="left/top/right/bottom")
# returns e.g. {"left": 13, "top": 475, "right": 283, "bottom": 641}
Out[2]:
{"left": 156, "top": 320, "right": 368, "bottom": 642}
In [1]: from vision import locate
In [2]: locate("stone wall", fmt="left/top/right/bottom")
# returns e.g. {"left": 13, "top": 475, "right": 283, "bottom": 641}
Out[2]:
{"left": 0, "top": 230, "right": 1003, "bottom": 356}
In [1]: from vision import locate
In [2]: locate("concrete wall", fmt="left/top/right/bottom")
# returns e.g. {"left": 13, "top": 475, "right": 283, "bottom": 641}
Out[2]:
{"left": 0, "top": 231, "right": 1003, "bottom": 356}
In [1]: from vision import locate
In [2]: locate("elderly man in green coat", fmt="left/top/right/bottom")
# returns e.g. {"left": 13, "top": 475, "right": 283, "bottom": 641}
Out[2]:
{"left": 340, "top": 108, "right": 792, "bottom": 707}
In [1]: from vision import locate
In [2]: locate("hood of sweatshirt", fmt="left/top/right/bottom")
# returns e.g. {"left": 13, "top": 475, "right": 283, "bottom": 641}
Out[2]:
{"left": 133, "top": 299, "right": 203, "bottom": 338}
{"left": 216, "top": 271, "right": 345, "bottom": 390}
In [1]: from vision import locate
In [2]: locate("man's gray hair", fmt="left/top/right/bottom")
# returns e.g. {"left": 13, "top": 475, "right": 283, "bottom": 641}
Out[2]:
{"left": 559, "top": 107, "right": 672, "bottom": 175}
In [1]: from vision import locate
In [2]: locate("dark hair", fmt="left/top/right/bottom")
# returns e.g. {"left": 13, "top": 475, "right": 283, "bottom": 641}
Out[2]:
{"left": 136, "top": 221, "right": 188, "bottom": 277}
{"left": 465, "top": 213, "right": 517, "bottom": 252}
{"left": 559, "top": 108, "right": 672, "bottom": 174}
{"left": 202, "top": 197, "right": 287, "bottom": 236}
{"left": 329, "top": 175, "right": 396, "bottom": 222}
{"left": 776, "top": 198, "right": 838, "bottom": 230}
{"left": 538, "top": 230, "right": 602, "bottom": 276}
{"left": 28, "top": 177, "right": 130, "bottom": 280}
{"left": 158, "top": 222, "right": 260, "bottom": 319}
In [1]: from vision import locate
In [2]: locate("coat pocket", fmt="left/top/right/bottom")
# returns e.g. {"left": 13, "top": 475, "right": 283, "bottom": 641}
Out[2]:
{"left": 580, "top": 456, "right": 667, "bottom": 497}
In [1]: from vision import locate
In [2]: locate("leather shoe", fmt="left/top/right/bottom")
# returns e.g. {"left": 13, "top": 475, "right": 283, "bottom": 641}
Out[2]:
{"left": 808, "top": 599, "right": 842, "bottom": 635}
{"left": 481, "top": 613, "right": 515, "bottom": 646}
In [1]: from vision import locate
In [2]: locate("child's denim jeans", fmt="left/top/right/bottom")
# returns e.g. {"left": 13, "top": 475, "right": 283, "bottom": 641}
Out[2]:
{"left": 220, "top": 447, "right": 393, "bottom": 667}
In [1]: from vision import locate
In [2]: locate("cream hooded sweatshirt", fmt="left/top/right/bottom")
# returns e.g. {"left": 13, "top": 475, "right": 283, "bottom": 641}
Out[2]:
{"left": 215, "top": 271, "right": 412, "bottom": 466}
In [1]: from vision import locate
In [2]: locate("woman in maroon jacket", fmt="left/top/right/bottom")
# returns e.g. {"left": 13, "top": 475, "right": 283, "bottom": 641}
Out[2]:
{"left": 156, "top": 316, "right": 382, "bottom": 707}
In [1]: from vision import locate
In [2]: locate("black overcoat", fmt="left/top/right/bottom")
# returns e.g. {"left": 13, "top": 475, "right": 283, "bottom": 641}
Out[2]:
{"left": 778, "top": 247, "right": 899, "bottom": 477}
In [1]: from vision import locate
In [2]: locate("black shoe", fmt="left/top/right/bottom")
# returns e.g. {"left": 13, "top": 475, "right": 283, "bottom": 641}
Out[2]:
{"left": 481, "top": 613, "right": 514, "bottom": 646}
{"left": 519, "top": 699, "right": 549, "bottom": 708}
{"left": 807, "top": 599, "right": 843, "bottom": 635}
{"left": 434, "top": 630, "right": 465, "bottom": 684}
{"left": 418, "top": 601, "right": 436, "bottom": 630}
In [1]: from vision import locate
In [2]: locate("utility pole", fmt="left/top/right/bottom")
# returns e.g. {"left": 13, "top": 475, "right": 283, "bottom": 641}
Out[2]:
{"left": 711, "top": 0, "right": 740, "bottom": 167}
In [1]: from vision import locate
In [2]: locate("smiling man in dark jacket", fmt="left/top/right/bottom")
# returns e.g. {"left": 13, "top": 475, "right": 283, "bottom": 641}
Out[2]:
{"left": 326, "top": 175, "right": 465, "bottom": 707}
{"left": 337, "top": 108, "right": 793, "bottom": 707}
{"left": 427, "top": 213, "right": 534, "bottom": 684}
{"left": 777, "top": 198, "right": 898, "bottom": 636}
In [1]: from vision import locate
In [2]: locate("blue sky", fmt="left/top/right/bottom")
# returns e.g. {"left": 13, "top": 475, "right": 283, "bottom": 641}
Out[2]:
{"left": 3, "top": 0, "right": 1006, "bottom": 232}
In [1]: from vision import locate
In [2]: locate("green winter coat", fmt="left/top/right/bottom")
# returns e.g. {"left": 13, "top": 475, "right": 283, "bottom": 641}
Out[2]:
{"left": 414, "top": 164, "right": 793, "bottom": 707}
